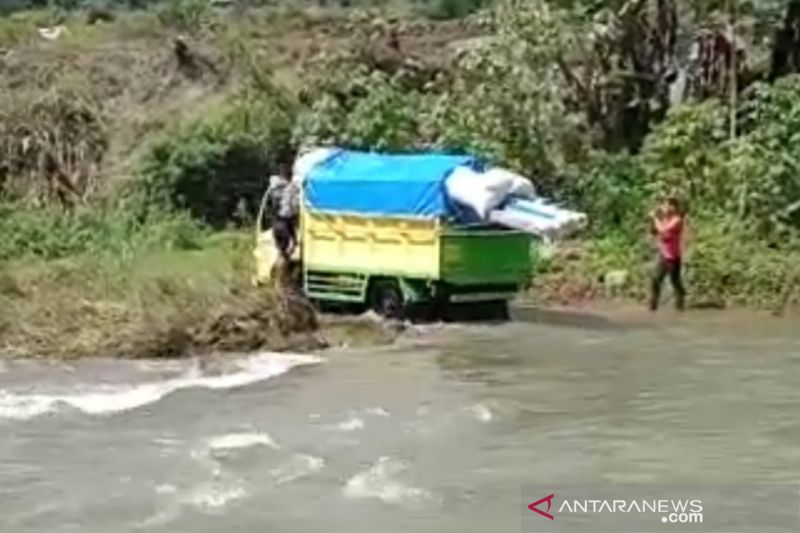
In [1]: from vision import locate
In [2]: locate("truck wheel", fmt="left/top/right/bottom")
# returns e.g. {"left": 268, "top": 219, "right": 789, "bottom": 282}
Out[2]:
{"left": 368, "top": 279, "right": 405, "bottom": 320}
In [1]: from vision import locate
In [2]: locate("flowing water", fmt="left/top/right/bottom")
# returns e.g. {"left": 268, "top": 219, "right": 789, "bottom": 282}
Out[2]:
{"left": 2, "top": 310, "right": 800, "bottom": 532}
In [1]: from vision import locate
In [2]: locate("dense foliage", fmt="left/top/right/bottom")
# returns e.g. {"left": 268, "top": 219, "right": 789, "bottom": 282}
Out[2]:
{"left": 136, "top": 92, "right": 294, "bottom": 228}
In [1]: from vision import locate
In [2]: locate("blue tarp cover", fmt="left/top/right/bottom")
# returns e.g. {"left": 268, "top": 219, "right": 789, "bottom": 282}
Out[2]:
{"left": 303, "top": 150, "right": 479, "bottom": 217}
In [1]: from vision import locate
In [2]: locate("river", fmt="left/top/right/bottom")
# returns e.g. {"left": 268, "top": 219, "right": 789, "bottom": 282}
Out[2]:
{"left": 1, "top": 309, "right": 799, "bottom": 532}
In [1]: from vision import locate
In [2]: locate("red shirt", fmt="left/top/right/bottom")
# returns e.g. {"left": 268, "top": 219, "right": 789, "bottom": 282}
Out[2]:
{"left": 657, "top": 215, "right": 683, "bottom": 260}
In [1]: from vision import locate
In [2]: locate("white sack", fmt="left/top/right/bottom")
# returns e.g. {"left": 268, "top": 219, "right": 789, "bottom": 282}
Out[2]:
{"left": 445, "top": 165, "right": 514, "bottom": 219}
{"left": 485, "top": 167, "right": 535, "bottom": 199}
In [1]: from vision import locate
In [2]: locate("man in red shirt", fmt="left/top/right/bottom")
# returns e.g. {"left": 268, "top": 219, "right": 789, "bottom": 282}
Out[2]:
{"left": 649, "top": 197, "right": 686, "bottom": 311}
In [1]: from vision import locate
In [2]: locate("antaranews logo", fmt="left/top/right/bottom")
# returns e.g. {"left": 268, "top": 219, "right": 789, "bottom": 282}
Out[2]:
{"left": 527, "top": 493, "right": 702, "bottom": 524}
{"left": 522, "top": 484, "right": 800, "bottom": 533}
{"left": 528, "top": 494, "right": 555, "bottom": 520}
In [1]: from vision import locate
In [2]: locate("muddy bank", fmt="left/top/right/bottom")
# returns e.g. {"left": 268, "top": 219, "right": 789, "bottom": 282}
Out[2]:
{"left": 511, "top": 297, "right": 800, "bottom": 334}
{"left": 118, "top": 292, "right": 400, "bottom": 360}
{"left": 528, "top": 242, "right": 799, "bottom": 317}
{"left": 0, "top": 299, "right": 398, "bottom": 360}
{"left": 0, "top": 249, "right": 398, "bottom": 360}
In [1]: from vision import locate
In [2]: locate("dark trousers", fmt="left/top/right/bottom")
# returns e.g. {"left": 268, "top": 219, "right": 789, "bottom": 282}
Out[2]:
{"left": 272, "top": 217, "right": 297, "bottom": 260}
{"left": 649, "top": 257, "right": 686, "bottom": 311}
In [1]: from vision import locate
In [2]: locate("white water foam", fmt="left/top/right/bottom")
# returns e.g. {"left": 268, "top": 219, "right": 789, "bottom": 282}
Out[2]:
{"left": 155, "top": 484, "right": 178, "bottom": 495}
{"left": 365, "top": 407, "right": 390, "bottom": 417}
{"left": 140, "top": 481, "right": 248, "bottom": 527}
{"left": 206, "top": 432, "right": 278, "bottom": 452}
{"left": 192, "top": 431, "right": 280, "bottom": 480}
{"left": 185, "top": 481, "right": 248, "bottom": 513}
{"left": 0, "top": 353, "right": 323, "bottom": 421}
{"left": 336, "top": 416, "right": 365, "bottom": 431}
{"left": 343, "top": 457, "right": 436, "bottom": 506}
{"left": 270, "top": 454, "right": 325, "bottom": 485}
{"left": 470, "top": 403, "right": 494, "bottom": 423}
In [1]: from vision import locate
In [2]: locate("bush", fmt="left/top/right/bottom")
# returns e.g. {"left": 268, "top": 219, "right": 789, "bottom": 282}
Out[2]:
{"left": 135, "top": 93, "right": 295, "bottom": 228}
{"left": 636, "top": 80, "right": 800, "bottom": 239}
{"left": 0, "top": 8, "right": 61, "bottom": 47}
{"left": 685, "top": 217, "right": 799, "bottom": 308}
{"left": 0, "top": 86, "right": 108, "bottom": 207}
{"left": 294, "top": 70, "right": 429, "bottom": 152}
{"left": 0, "top": 203, "right": 206, "bottom": 261}
{"left": 156, "top": 0, "right": 212, "bottom": 32}
{"left": 572, "top": 151, "right": 649, "bottom": 237}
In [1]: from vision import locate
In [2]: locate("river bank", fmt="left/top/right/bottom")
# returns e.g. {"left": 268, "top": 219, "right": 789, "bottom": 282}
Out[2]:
{"left": 526, "top": 238, "right": 800, "bottom": 317}
{"left": 2, "top": 241, "right": 793, "bottom": 361}
{"left": 0, "top": 234, "right": 397, "bottom": 360}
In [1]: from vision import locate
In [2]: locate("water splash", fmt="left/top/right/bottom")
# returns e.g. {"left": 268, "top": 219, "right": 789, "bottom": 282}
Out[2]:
{"left": 185, "top": 481, "right": 248, "bottom": 513}
{"left": 0, "top": 353, "right": 323, "bottom": 421}
{"left": 206, "top": 432, "right": 279, "bottom": 452}
{"left": 470, "top": 403, "right": 494, "bottom": 423}
{"left": 270, "top": 454, "right": 325, "bottom": 485}
{"left": 336, "top": 417, "right": 365, "bottom": 431}
{"left": 343, "top": 456, "right": 436, "bottom": 506}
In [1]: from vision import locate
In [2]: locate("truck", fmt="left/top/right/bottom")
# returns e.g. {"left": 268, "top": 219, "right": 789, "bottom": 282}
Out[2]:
{"left": 254, "top": 150, "right": 536, "bottom": 319}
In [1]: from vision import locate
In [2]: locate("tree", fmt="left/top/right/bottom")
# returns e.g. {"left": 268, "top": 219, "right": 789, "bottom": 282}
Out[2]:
{"left": 769, "top": 0, "right": 800, "bottom": 80}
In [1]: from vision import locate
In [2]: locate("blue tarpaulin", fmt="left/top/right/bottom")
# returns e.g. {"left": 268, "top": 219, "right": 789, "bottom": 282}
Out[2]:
{"left": 303, "top": 150, "right": 479, "bottom": 218}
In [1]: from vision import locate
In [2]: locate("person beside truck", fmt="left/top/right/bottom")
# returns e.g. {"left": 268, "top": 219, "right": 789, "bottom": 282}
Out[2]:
{"left": 266, "top": 159, "right": 300, "bottom": 263}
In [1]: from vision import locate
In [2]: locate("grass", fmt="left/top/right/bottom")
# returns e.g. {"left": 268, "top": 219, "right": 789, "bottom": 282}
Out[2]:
{"left": 530, "top": 225, "right": 800, "bottom": 313}
{"left": 0, "top": 7, "right": 173, "bottom": 50}
{"left": 0, "top": 233, "right": 241, "bottom": 358}
{"left": 0, "top": 229, "right": 395, "bottom": 359}
{"left": 0, "top": 232, "right": 295, "bottom": 359}
{"left": 0, "top": 9, "right": 58, "bottom": 48}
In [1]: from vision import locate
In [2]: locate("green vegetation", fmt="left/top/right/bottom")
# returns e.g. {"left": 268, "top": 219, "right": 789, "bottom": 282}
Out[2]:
{"left": 538, "top": 78, "right": 800, "bottom": 310}
{"left": 0, "top": 205, "right": 204, "bottom": 261}
{"left": 284, "top": 0, "right": 800, "bottom": 310}
{"left": 2, "top": 0, "right": 800, "bottom": 359}
{"left": 136, "top": 93, "right": 295, "bottom": 227}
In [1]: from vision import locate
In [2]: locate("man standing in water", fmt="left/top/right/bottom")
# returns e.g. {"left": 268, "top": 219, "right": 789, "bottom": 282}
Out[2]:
{"left": 649, "top": 196, "right": 686, "bottom": 311}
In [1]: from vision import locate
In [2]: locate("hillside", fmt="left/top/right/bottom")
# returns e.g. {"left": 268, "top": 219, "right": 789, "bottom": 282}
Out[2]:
{"left": 0, "top": 5, "right": 481, "bottom": 208}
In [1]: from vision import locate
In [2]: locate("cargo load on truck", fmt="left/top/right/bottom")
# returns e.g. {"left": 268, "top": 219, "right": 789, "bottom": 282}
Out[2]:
{"left": 295, "top": 148, "right": 587, "bottom": 239}
{"left": 302, "top": 150, "right": 478, "bottom": 218}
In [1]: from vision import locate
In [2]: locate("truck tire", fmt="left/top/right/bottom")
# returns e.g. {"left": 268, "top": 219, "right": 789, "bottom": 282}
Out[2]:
{"left": 368, "top": 279, "right": 405, "bottom": 320}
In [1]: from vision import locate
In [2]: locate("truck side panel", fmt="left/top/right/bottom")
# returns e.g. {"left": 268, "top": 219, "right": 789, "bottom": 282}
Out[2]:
{"left": 302, "top": 212, "right": 441, "bottom": 279}
{"left": 440, "top": 229, "right": 532, "bottom": 286}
